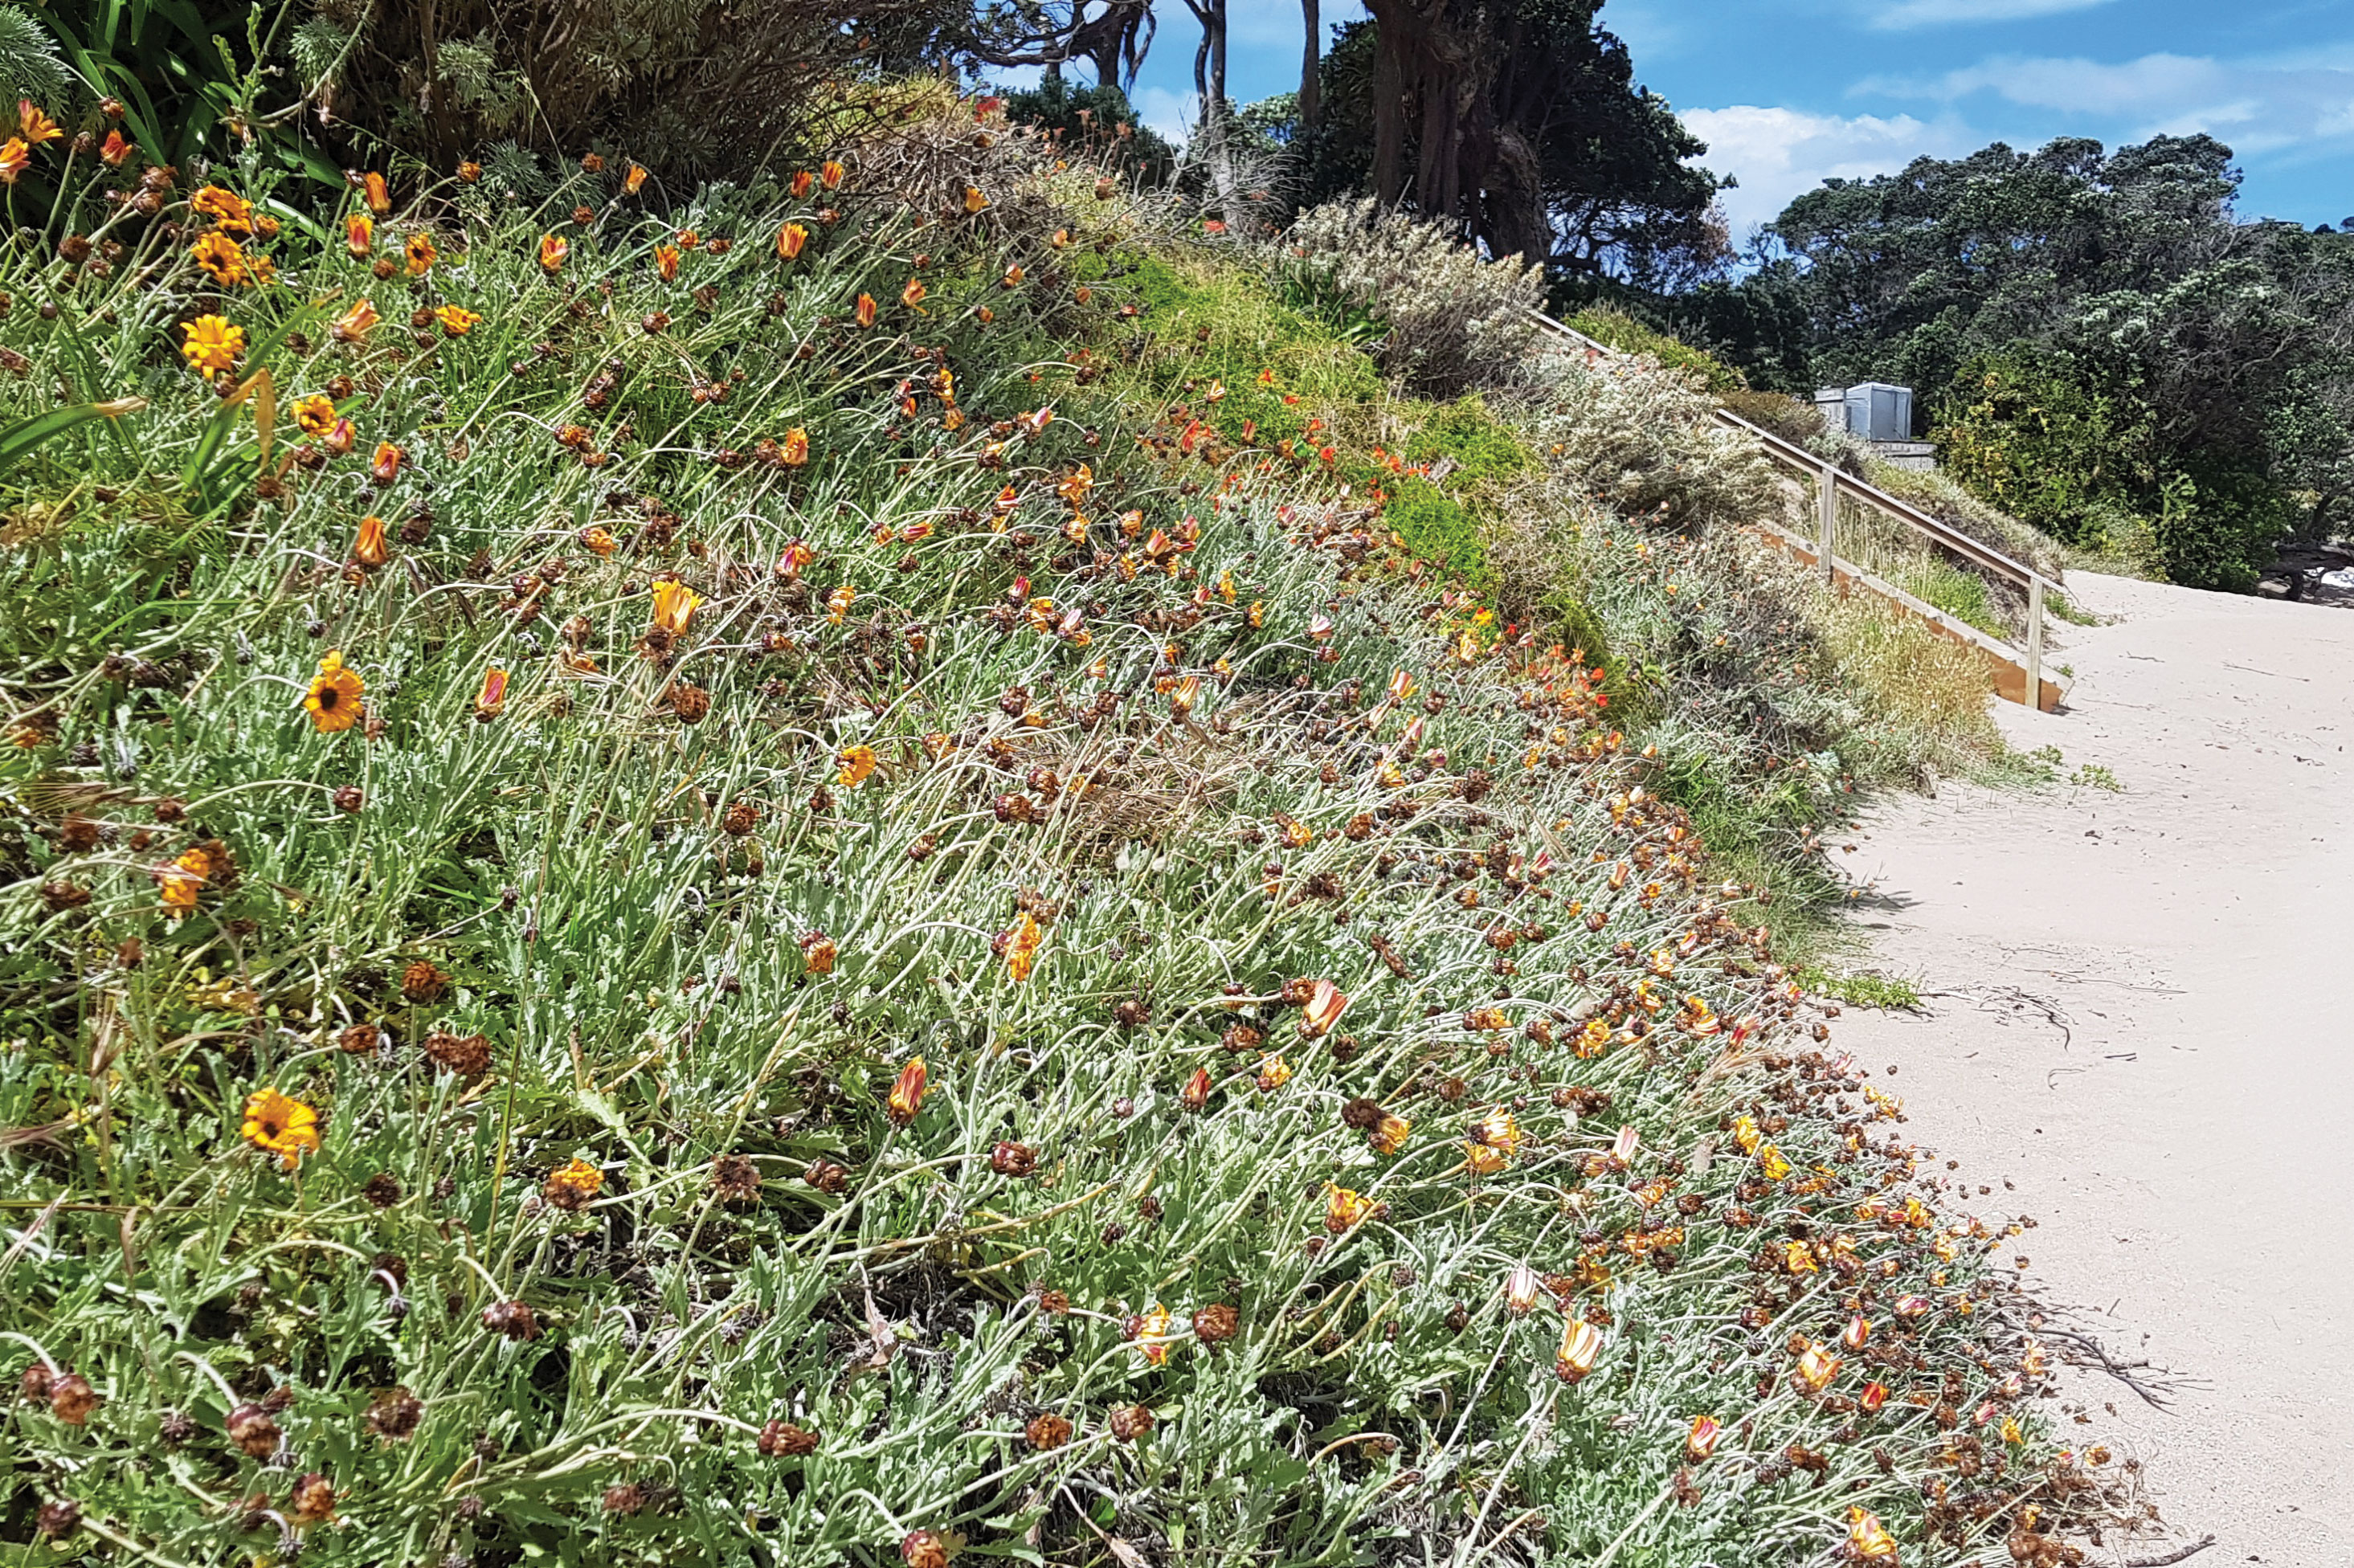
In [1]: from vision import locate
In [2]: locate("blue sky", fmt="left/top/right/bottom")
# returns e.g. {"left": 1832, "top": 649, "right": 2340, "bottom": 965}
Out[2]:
{"left": 1085, "top": 0, "right": 2354, "bottom": 237}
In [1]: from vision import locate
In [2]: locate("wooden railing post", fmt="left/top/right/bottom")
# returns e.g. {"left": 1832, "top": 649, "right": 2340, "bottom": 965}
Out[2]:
{"left": 2025, "top": 577, "right": 2045, "bottom": 711}
{"left": 1817, "top": 460, "right": 1837, "bottom": 584}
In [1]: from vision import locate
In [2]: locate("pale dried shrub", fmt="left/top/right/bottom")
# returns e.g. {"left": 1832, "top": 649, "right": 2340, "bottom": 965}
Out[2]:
{"left": 1282, "top": 198, "right": 1545, "bottom": 398}
{"left": 1514, "top": 351, "right": 1780, "bottom": 533}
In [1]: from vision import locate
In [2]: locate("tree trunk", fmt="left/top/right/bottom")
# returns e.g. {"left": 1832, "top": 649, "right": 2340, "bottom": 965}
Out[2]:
{"left": 1298, "top": 0, "right": 1320, "bottom": 134}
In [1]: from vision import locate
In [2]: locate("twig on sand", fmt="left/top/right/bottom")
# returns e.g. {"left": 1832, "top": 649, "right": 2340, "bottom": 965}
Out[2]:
{"left": 2035, "top": 1324, "right": 2177, "bottom": 1410}
{"left": 2123, "top": 1533, "right": 2216, "bottom": 1566}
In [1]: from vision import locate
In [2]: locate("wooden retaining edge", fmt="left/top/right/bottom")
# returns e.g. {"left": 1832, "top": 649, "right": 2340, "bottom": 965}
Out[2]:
{"left": 1750, "top": 521, "right": 2069, "bottom": 713}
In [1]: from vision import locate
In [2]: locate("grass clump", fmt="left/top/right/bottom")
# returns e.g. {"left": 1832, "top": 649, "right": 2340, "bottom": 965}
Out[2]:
{"left": 0, "top": 96, "right": 2135, "bottom": 1568}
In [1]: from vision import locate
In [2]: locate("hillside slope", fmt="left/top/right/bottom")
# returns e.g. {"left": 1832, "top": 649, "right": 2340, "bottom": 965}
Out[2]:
{"left": 0, "top": 95, "right": 2124, "bottom": 1566}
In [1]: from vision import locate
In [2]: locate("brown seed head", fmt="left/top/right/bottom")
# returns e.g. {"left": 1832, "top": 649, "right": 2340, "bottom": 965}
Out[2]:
{"left": 757, "top": 1419, "right": 819, "bottom": 1456}
{"left": 1024, "top": 1411, "right": 1073, "bottom": 1450}
{"left": 47, "top": 1374, "right": 100, "bottom": 1424}
{"left": 400, "top": 960, "right": 448, "bottom": 1002}
{"left": 1107, "top": 1403, "right": 1155, "bottom": 1442}
{"left": 227, "top": 1402, "right": 281, "bottom": 1457}
{"left": 1192, "top": 1303, "right": 1239, "bottom": 1343}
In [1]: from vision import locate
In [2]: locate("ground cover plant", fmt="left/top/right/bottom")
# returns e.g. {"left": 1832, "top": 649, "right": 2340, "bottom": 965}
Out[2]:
{"left": 1, "top": 91, "right": 2139, "bottom": 1566}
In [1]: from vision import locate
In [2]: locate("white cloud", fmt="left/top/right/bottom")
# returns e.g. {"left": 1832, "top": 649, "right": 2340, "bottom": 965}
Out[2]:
{"left": 1867, "top": 0, "right": 2114, "bottom": 29}
{"left": 1681, "top": 104, "right": 1973, "bottom": 233}
{"left": 1858, "top": 51, "right": 2354, "bottom": 155}
{"left": 1132, "top": 84, "right": 1199, "bottom": 149}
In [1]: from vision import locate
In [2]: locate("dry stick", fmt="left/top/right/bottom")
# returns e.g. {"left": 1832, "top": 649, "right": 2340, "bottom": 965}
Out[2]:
{"left": 2123, "top": 1536, "right": 2216, "bottom": 1567}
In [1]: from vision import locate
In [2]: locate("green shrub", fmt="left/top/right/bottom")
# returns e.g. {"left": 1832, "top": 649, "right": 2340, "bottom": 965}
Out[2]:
{"left": 1564, "top": 307, "right": 1747, "bottom": 396}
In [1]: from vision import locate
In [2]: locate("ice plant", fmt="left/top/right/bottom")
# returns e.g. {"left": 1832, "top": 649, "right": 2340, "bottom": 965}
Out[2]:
{"left": 304, "top": 651, "right": 364, "bottom": 733}
{"left": 886, "top": 1057, "right": 928, "bottom": 1125}
{"left": 241, "top": 1088, "right": 322, "bottom": 1170}
{"left": 178, "top": 315, "right": 245, "bottom": 377}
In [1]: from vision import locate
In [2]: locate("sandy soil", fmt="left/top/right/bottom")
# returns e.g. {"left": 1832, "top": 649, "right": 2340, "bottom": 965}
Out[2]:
{"left": 1829, "top": 572, "right": 2354, "bottom": 1566}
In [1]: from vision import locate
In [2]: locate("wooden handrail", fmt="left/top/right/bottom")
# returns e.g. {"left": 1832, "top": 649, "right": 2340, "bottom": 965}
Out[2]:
{"left": 1525, "top": 307, "right": 2061, "bottom": 710}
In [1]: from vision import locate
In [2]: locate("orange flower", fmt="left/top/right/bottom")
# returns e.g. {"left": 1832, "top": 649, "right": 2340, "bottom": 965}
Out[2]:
{"left": 650, "top": 578, "right": 701, "bottom": 635}
{"left": 580, "top": 525, "right": 618, "bottom": 556}
{"left": 1859, "top": 1381, "right": 1889, "bottom": 1414}
{"left": 655, "top": 243, "right": 680, "bottom": 281}
{"left": 99, "top": 129, "right": 133, "bottom": 166}
{"left": 401, "top": 231, "right": 435, "bottom": 275}
{"left": 623, "top": 162, "right": 648, "bottom": 194}
{"left": 1323, "top": 1183, "right": 1375, "bottom": 1234}
{"left": 900, "top": 277, "right": 927, "bottom": 309}
{"left": 1005, "top": 912, "right": 1043, "bottom": 981}
{"left": 474, "top": 668, "right": 509, "bottom": 719}
{"left": 962, "top": 186, "right": 987, "bottom": 214}
{"left": 790, "top": 169, "right": 814, "bottom": 198}
{"left": 854, "top": 292, "right": 877, "bottom": 328}
{"left": 345, "top": 213, "right": 373, "bottom": 256}
{"left": 1846, "top": 1508, "right": 1897, "bottom": 1561}
{"left": 323, "top": 417, "right": 357, "bottom": 456}
{"left": 17, "top": 100, "right": 58, "bottom": 147}
{"left": 1130, "top": 1303, "right": 1173, "bottom": 1365}
{"left": 304, "top": 651, "right": 364, "bottom": 732}
{"left": 0, "top": 136, "right": 27, "bottom": 183}
{"left": 1000, "top": 264, "right": 1024, "bottom": 288}
{"left": 241, "top": 1088, "right": 322, "bottom": 1170}
{"left": 354, "top": 515, "right": 390, "bottom": 567}
{"left": 1462, "top": 1141, "right": 1507, "bottom": 1176}
{"left": 542, "top": 1158, "right": 603, "bottom": 1212}
{"left": 457, "top": 160, "right": 482, "bottom": 182}
{"left": 1686, "top": 1415, "right": 1722, "bottom": 1460}
{"left": 293, "top": 394, "right": 336, "bottom": 437}
{"left": 775, "top": 222, "right": 808, "bottom": 259}
{"left": 1368, "top": 1113, "right": 1412, "bottom": 1155}
{"left": 1299, "top": 978, "right": 1347, "bottom": 1036}
{"left": 1555, "top": 1320, "right": 1604, "bottom": 1382}
{"left": 435, "top": 304, "right": 480, "bottom": 337}
{"left": 675, "top": 228, "right": 699, "bottom": 251}
{"left": 332, "top": 297, "right": 378, "bottom": 342}
{"left": 1179, "top": 1067, "right": 1211, "bottom": 1112}
{"left": 780, "top": 427, "right": 810, "bottom": 466}
{"left": 837, "top": 744, "right": 877, "bottom": 788}
{"left": 157, "top": 847, "right": 208, "bottom": 913}
{"left": 364, "top": 172, "right": 390, "bottom": 214}
{"left": 886, "top": 1056, "right": 928, "bottom": 1125}
{"left": 370, "top": 441, "right": 403, "bottom": 483}
{"left": 825, "top": 585, "right": 855, "bottom": 625}
{"left": 180, "top": 310, "right": 249, "bottom": 376}
{"left": 799, "top": 931, "right": 838, "bottom": 974}
{"left": 819, "top": 159, "right": 844, "bottom": 190}
{"left": 538, "top": 233, "right": 567, "bottom": 271}
{"left": 1794, "top": 1341, "right": 1841, "bottom": 1392}
{"left": 190, "top": 231, "right": 250, "bottom": 287}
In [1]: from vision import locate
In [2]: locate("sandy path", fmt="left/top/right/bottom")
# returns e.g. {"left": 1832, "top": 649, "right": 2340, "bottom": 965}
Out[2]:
{"left": 1829, "top": 573, "right": 2354, "bottom": 1566}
